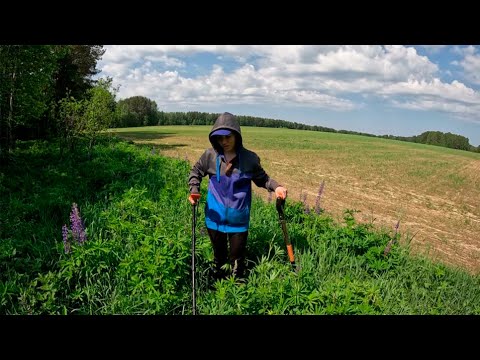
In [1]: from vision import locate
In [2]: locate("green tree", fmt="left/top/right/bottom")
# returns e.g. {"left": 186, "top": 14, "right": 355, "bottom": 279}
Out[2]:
{"left": 82, "top": 77, "right": 117, "bottom": 155}
{"left": 115, "top": 95, "right": 158, "bottom": 127}
{"left": 49, "top": 45, "right": 105, "bottom": 137}
{"left": 57, "top": 95, "right": 84, "bottom": 154}
{"left": 0, "top": 45, "right": 59, "bottom": 157}
{"left": 52, "top": 45, "right": 105, "bottom": 102}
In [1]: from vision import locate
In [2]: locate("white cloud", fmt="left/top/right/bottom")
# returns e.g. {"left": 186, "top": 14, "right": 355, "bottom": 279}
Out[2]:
{"left": 458, "top": 47, "right": 480, "bottom": 85}
{"left": 97, "top": 45, "right": 479, "bottom": 123}
{"left": 383, "top": 79, "right": 480, "bottom": 123}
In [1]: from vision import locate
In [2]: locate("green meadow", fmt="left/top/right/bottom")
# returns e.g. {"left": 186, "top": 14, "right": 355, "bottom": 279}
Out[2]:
{"left": 114, "top": 126, "right": 480, "bottom": 274}
{"left": 1, "top": 131, "right": 479, "bottom": 314}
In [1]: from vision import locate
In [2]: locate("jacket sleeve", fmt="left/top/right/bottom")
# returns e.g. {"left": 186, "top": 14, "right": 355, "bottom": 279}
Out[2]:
{"left": 251, "top": 154, "right": 280, "bottom": 192}
{"left": 188, "top": 150, "right": 209, "bottom": 194}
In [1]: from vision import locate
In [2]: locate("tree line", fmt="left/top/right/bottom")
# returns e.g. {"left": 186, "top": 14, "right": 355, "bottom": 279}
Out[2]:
{"left": 380, "top": 131, "right": 477, "bottom": 152}
{"left": 1, "top": 46, "right": 478, "bottom": 159}
{"left": 114, "top": 96, "right": 480, "bottom": 153}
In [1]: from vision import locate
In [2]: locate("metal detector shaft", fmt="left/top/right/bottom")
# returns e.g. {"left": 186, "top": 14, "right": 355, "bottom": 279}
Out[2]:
{"left": 191, "top": 203, "right": 197, "bottom": 315}
{"left": 276, "top": 197, "right": 296, "bottom": 270}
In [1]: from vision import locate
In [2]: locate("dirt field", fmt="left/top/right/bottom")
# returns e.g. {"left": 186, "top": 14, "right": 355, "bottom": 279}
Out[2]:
{"left": 114, "top": 126, "right": 480, "bottom": 275}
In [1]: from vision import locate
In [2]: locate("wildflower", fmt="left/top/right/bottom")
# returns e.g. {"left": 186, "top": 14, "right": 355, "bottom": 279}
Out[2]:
{"left": 302, "top": 193, "right": 310, "bottom": 214}
{"left": 70, "top": 203, "right": 87, "bottom": 244}
{"left": 315, "top": 180, "right": 325, "bottom": 214}
{"left": 384, "top": 220, "right": 400, "bottom": 256}
{"left": 62, "top": 224, "right": 71, "bottom": 254}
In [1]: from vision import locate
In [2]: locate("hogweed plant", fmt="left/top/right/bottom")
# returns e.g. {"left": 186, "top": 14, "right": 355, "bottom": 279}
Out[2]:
{"left": 62, "top": 202, "right": 87, "bottom": 254}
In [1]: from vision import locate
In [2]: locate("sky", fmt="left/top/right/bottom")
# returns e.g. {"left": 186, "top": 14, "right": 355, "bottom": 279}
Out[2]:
{"left": 96, "top": 45, "right": 480, "bottom": 147}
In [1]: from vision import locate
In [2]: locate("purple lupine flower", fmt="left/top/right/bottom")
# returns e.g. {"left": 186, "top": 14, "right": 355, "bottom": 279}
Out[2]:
{"left": 315, "top": 180, "right": 325, "bottom": 214}
{"left": 70, "top": 203, "right": 81, "bottom": 241}
{"left": 62, "top": 224, "right": 71, "bottom": 254}
{"left": 70, "top": 203, "right": 87, "bottom": 244}
{"left": 302, "top": 193, "right": 310, "bottom": 214}
{"left": 78, "top": 221, "right": 87, "bottom": 244}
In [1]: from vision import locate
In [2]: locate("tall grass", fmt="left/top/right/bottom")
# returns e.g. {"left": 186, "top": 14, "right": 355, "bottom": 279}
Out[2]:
{"left": 112, "top": 125, "right": 480, "bottom": 276}
{"left": 1, "top": 136, "right": 479, "bottom": 314}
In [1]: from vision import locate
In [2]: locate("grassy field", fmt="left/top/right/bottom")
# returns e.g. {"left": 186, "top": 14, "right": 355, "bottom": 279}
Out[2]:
{"left": 2, "top": 135, "right": 479, "bottom": 314}
{"left": 111, "top": 125, "right": 480, "bottom": 274}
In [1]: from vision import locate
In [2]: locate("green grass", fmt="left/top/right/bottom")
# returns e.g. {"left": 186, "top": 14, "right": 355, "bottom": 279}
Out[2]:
{"left": 110, "top": 125, "right": 480, "bottom": 275}
{"left": 112, "top": 125, "right": 480, "bottom": 192}
{"left": 1, "top": 135, "right": 479, "bottom": 314}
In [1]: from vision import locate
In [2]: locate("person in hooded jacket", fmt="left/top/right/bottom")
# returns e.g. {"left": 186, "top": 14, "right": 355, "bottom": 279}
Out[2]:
{"left": 188, "top": 112, "right": 288, "bottom": 281}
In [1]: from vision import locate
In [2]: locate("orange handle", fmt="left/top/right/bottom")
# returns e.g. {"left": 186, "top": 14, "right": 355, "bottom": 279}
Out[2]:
{"left": 287, "top": 244, "right": 295, "bottom": 263}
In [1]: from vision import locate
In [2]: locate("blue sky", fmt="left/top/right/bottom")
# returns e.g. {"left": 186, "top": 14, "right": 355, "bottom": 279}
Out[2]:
{"left": 96, "top": 45, "right": 480, "bottom": 146}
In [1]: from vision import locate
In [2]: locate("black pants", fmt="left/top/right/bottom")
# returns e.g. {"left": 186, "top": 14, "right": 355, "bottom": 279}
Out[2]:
{"left": 207, "top": 228, "right": 248, "bottom": 279}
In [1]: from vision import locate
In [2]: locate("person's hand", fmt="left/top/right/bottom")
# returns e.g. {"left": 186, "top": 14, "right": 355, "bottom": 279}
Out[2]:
{"left": 275, "top": 186, "right": 288, "bottom": 200}
{"left": 189, "top": 193, "right": 201, "bottom": 205}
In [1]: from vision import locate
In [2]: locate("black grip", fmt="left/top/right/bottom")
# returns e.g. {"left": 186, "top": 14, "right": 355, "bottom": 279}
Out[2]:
{"left": 276, "top": 197, "right": 285, "bottom": 215}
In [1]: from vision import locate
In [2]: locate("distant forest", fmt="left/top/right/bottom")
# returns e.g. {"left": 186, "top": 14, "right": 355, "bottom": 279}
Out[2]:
{"left": 114, "top": 96, "right": 480, "bottom": 153}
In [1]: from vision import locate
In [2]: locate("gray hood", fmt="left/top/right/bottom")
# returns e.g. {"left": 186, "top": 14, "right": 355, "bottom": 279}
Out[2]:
{"left": 209, "top": 112, "right": 243, "bottom": 153}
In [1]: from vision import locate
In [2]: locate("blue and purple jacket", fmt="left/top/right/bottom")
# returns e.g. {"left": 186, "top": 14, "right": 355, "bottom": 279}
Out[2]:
{"left": 188, "top": 113, "right": 280, "bottom": 233}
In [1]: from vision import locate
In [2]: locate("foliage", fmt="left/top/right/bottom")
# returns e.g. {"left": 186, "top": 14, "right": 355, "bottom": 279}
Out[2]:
{"left": 52, "top": 45, "right": 105, "bottom": 102}
{"left": 115, "top": 96, "right": 159, "bottom": 128}
{"left": 1, "top": 137, "right": 479, "bottom": 315}
{"left": 82, "top": 78, "right": 117, "bottom": 153}
{"left": 411, "top": 131, "right": 471, "bottom": 151}
{"left": 57, "top": 78, "right": 117, "bottom": 154}
{"left": 0, "top": 45, "right": 105, "bottom": 158}
{"left": 57, "top": 95, "right": 84, "bottom": 152}
{"left": 0, "top": 45, "right": 59, "bottom": 155}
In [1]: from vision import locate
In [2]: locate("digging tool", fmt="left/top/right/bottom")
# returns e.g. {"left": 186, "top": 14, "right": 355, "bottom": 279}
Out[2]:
{"left": 191, "top": 202, "right": 197, "bottom": 315}
{"left": 276, "top": 197, "right": 297, "bottom": 272}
